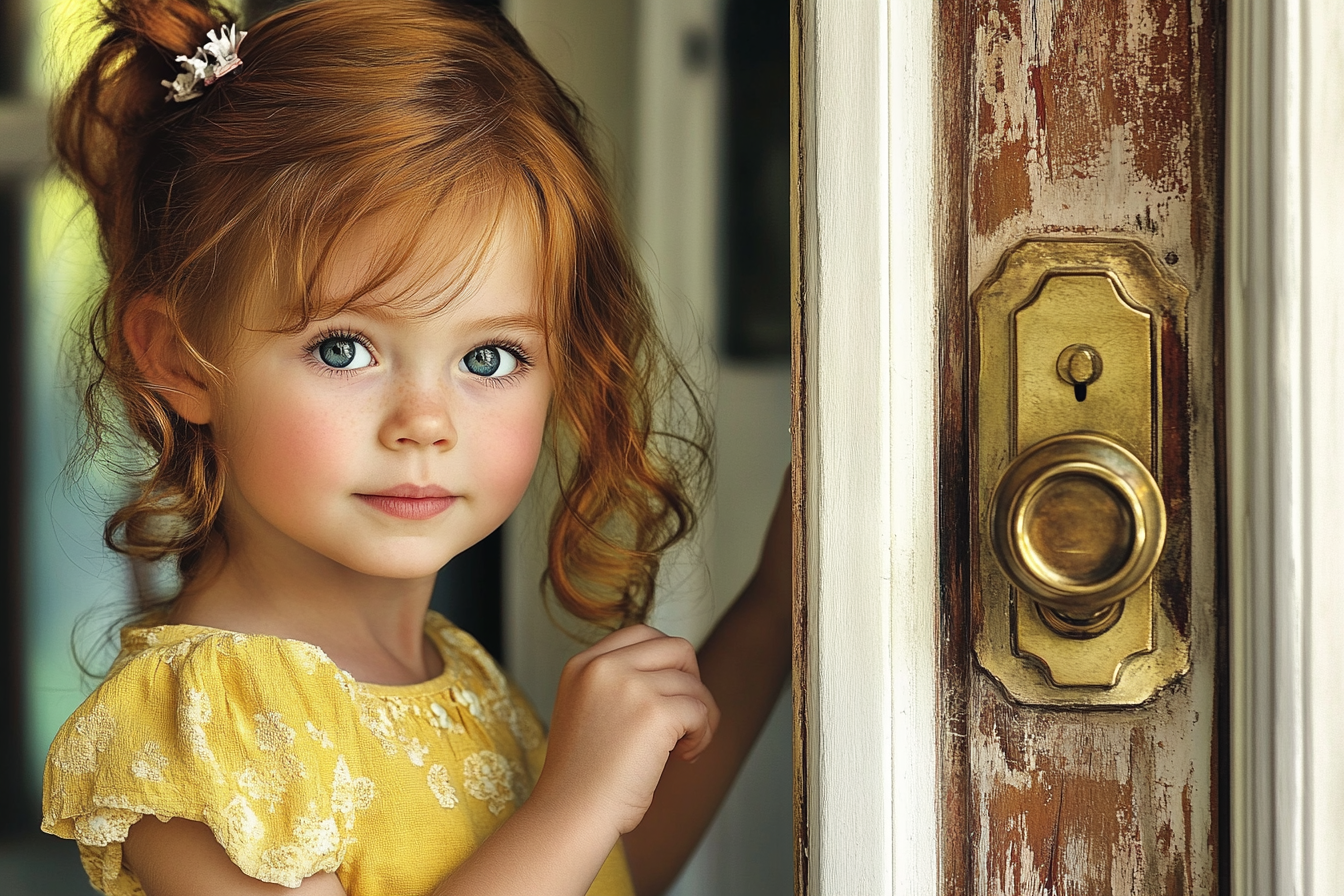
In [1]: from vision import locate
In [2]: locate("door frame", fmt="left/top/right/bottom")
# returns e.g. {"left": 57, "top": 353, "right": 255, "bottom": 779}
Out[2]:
{"left": 792, "top": 2, "right": 942, "bottom": 893}
{"left": 1226, "top": 0, "right": 1344, "bottom": 893}
{"left": 793, "top": 0, "right": 1344, "bottom": 892}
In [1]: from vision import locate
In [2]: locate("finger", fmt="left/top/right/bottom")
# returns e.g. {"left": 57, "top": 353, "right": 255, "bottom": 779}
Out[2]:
{"left": 660, "top": 693, "right": 717, "bottom": 761}
{"left": 566, "top": 625, "right": 666, "bottom": 678}
{"left": 609, "top": 668, "right": 718, "bottom": 750}
{"left": 637, "top": 669, "right": 717, "bottom": 707}
{"left": 604, "top": 635, "right": 701, "bottom": 678}
{"left": 639, "top": 671, "right": 720, "bottom": 756}
{"left": 581, "top": 624, "right": 667, "bottom": 658}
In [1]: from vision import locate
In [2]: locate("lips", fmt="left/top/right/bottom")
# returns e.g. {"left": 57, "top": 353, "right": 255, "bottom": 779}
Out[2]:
{"left": 356, "top": 484, "right": 456, "bottom": 520}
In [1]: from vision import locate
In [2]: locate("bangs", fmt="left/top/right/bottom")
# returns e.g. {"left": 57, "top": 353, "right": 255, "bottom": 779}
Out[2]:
{"left": 224, "top": 164, "right": 548, "bottom": 339}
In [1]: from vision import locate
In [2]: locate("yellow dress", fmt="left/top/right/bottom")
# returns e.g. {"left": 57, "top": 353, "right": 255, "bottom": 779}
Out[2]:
{"left": 42, "top": 611, "right": 634, "bottom": 896}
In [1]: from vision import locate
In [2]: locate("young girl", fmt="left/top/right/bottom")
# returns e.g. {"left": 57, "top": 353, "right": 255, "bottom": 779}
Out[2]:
{"left": 39, "top": 1, "right": 793, "bottom": 894}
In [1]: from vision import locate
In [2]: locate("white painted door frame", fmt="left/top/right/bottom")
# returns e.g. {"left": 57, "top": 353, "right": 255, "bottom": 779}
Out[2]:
{"left": 799, "top": 0, "right": 1344, "bottom": 893}
{"left": 796, "top": 2, "right": 940, "bottom": 893}
{"left": 1226, "top": 0, "right": 1344, "bottom": 894}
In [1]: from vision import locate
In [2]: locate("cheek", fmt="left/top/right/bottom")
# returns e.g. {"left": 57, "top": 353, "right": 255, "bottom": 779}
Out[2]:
{"left": 223, "top": 379, "right": 367, "bottom": 498}
{"left": 465, "top": 394, "right": 550, "bottom": 508}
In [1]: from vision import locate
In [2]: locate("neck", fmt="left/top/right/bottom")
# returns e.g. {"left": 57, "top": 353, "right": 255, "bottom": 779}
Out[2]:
{"left": 169, "top": 527, "right": 444, "bottom": 686}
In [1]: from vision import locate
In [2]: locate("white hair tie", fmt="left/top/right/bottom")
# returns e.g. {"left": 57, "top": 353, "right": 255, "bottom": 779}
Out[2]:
{"left": 162, "top": 24, "right": 247, "bottom": 103}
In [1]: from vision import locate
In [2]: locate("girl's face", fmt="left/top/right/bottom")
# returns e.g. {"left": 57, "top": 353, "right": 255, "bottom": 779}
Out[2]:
{"left": 206, "top": 209, "right": 553, "bottom": 583}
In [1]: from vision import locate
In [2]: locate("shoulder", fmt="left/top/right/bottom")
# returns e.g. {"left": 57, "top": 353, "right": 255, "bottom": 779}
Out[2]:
{"left": 54, "top": 624, "right": 353, "bottom": 758}
{"left": 117, "top": 621, "right": 346, "bottom": 691}
{"left": 43, "top": 623, "right": 365, "bottom": 889}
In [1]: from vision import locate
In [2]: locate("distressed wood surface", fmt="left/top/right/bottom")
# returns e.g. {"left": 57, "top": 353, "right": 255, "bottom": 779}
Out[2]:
{"left": 935, "top": 2, "right": 974, "bottom": 895}
{"left": 951, "top": 1, "right": 1222, "bottom": 894}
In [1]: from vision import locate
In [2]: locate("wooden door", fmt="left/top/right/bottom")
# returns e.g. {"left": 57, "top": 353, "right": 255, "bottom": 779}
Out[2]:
{"left": 949, "top": 3, "right": 1220, "bottom": 893}
{"left": 792, "top": 0, "right": 1344, "bottom": 893}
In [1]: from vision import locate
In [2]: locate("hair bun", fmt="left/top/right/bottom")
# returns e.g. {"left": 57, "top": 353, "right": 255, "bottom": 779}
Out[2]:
{"left": 53, "top": 0, "right": 237, "bottom": 237}
{"left": 104, "top": 0, "right": 229, "bottom": 58}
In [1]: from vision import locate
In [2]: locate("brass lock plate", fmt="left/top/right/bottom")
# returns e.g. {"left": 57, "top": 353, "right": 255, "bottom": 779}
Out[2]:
{"left": 972, "top": 239, "right": 1190, "bottom": 707}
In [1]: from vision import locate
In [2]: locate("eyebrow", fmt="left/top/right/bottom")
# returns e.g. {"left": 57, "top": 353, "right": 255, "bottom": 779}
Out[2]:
{"left": 335, "top": 304, "right": 545, "bottom": 334}
{"left": 463, "top": 314, "right": 546, "bottom": 334}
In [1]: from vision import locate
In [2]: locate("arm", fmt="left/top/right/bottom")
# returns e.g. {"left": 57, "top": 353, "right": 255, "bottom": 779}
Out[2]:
{"left": 622, "top": 469, "right": 793, "bottom": 896}
{"left": 123, "top": 627, "right": 719, "bottom": 896}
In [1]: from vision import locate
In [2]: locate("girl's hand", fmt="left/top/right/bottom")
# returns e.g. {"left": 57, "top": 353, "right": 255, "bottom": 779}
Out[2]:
{"left": 531, "top": 625, "right": 721, "bottom": 839}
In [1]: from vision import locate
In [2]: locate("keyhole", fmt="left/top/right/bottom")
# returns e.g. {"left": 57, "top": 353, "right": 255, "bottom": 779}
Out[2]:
{"left": 1057, "top": 344, "right": 1103, "bottom": 402}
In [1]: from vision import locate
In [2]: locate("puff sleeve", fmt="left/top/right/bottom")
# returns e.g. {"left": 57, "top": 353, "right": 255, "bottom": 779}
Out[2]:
{"left": 42, "top": 630, "right": 376, "bottom": 894}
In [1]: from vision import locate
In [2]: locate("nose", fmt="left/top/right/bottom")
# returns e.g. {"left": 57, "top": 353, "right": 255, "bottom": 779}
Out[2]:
{"left": 378, "top": 379, "right": 457, "bottom": 451}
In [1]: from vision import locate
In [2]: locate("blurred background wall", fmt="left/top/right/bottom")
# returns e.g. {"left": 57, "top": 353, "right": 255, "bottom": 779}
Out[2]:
{"left": 501, "top": 2, "right": 792, "bottom": 895}
{"left": 0, "top": 0, "right": 791, "bottom": 892}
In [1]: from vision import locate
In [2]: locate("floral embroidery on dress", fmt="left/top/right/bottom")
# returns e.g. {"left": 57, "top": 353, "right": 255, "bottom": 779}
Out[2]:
{"left": 330, "top": 755, "right": 375, "bottom": 829}
{"left": 236, "top": 761, "right": 298, "bottom": 809}
{"left": 284, "top": 640, "right": 332, "bottom": 675}
{"left": 51, "top": 703, "right": 116, "bottom": 774}
{"left": 40, "top": 614, "right": 599, "bottom": 896}
{"left": 402, "top": 736, "right": 429, "bottom": 767}
{"left": 180, "top": 687, "right": 218, "bottom": 767}
{"left": 427, "top": 764, "right": 459, "bottom": 809}
{"left": 450, "top": 686, "right": 484, "bottom": 719}
{"left": 203, "top": 793, "right": 265, "bottom": 847}
{"left": 462, "top": 750, "right": 526, "bottom": 816}
{"left": 490, "top": 690, "right": 545, "bottom": 751}
{"left": 255, "top": 808, "right": 344, "bottom": 887}
{"left": 435, "top": 628, "right": 543, "bottom": 750}
{"left": 236, "top": 712, "right": 307, "bottom": 809}
{"left": 429, "top": 701, "right": 467, "bottom": 734}
{"left": 306, "top": 721, "right": 334, "bottom": 748}
{"left": 143, "top": 629, "right": 247, "bottom": 668}
{"left": 130, "top": 741, "right": 169, "bottom": 782}
{"left": 90, "top": 793, "right": 159, "bottom": 814}
{"left": 254, "top": 712, "right": 297, "bottom": 753}
{"left": 335, "top": 675, "right": 404, "bottom": 757}
{"left": 434, "top": 626, "right": 483, "bottom": 680}
{"left": 440, "top": 627, "right": 509, "bottom": 689}
{"left": 88, "top": 840, "right": 125, "bottom": 891}
{"left": 72, "top": 807, "right": 138, "bottom": 847}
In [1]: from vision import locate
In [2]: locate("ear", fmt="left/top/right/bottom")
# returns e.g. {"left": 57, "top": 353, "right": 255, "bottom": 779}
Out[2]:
{"left": 123, "top": 296, "right": 214, "bottom": 425}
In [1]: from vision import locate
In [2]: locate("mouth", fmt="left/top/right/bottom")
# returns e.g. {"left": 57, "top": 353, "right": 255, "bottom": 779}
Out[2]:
{"left": 356, "top": 484, "right": 457, "bottom": 520}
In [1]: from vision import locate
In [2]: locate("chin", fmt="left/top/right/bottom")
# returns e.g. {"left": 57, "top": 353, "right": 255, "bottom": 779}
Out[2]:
{"left": 309, "top": 527, "right": 495, "bottom": 582}
{"left": 334, "top": 548, "right": 456, "bottom": 582}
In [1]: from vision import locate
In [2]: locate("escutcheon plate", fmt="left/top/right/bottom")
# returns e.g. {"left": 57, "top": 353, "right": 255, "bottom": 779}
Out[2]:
{"left": 972, "top": 239, "right": 1191, "bottom": 706}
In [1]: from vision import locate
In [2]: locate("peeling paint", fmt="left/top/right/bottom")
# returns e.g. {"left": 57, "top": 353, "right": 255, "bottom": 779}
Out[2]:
{"left": 967, "top": 0, "right": 1213, "bottom": 292}
{"left": 970, "top": 679, "right": 1214, "bottom": 895}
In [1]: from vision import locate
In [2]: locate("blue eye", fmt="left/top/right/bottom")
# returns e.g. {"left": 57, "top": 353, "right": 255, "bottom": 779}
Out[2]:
{"left": 314, "top": 336, "right": 373, "bottom": 370}
{"left": 460, "top": 346, "right": 520, "bottom": 378}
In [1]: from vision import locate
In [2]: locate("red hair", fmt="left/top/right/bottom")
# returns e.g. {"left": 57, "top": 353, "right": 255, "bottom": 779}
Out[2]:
{"left": 57, "top": 0, "right": 709, "bottom": 627}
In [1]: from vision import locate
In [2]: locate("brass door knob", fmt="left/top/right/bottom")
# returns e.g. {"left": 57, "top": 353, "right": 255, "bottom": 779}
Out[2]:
{"left": 990, "top": 432, "right": 1166, "bottom": 631}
